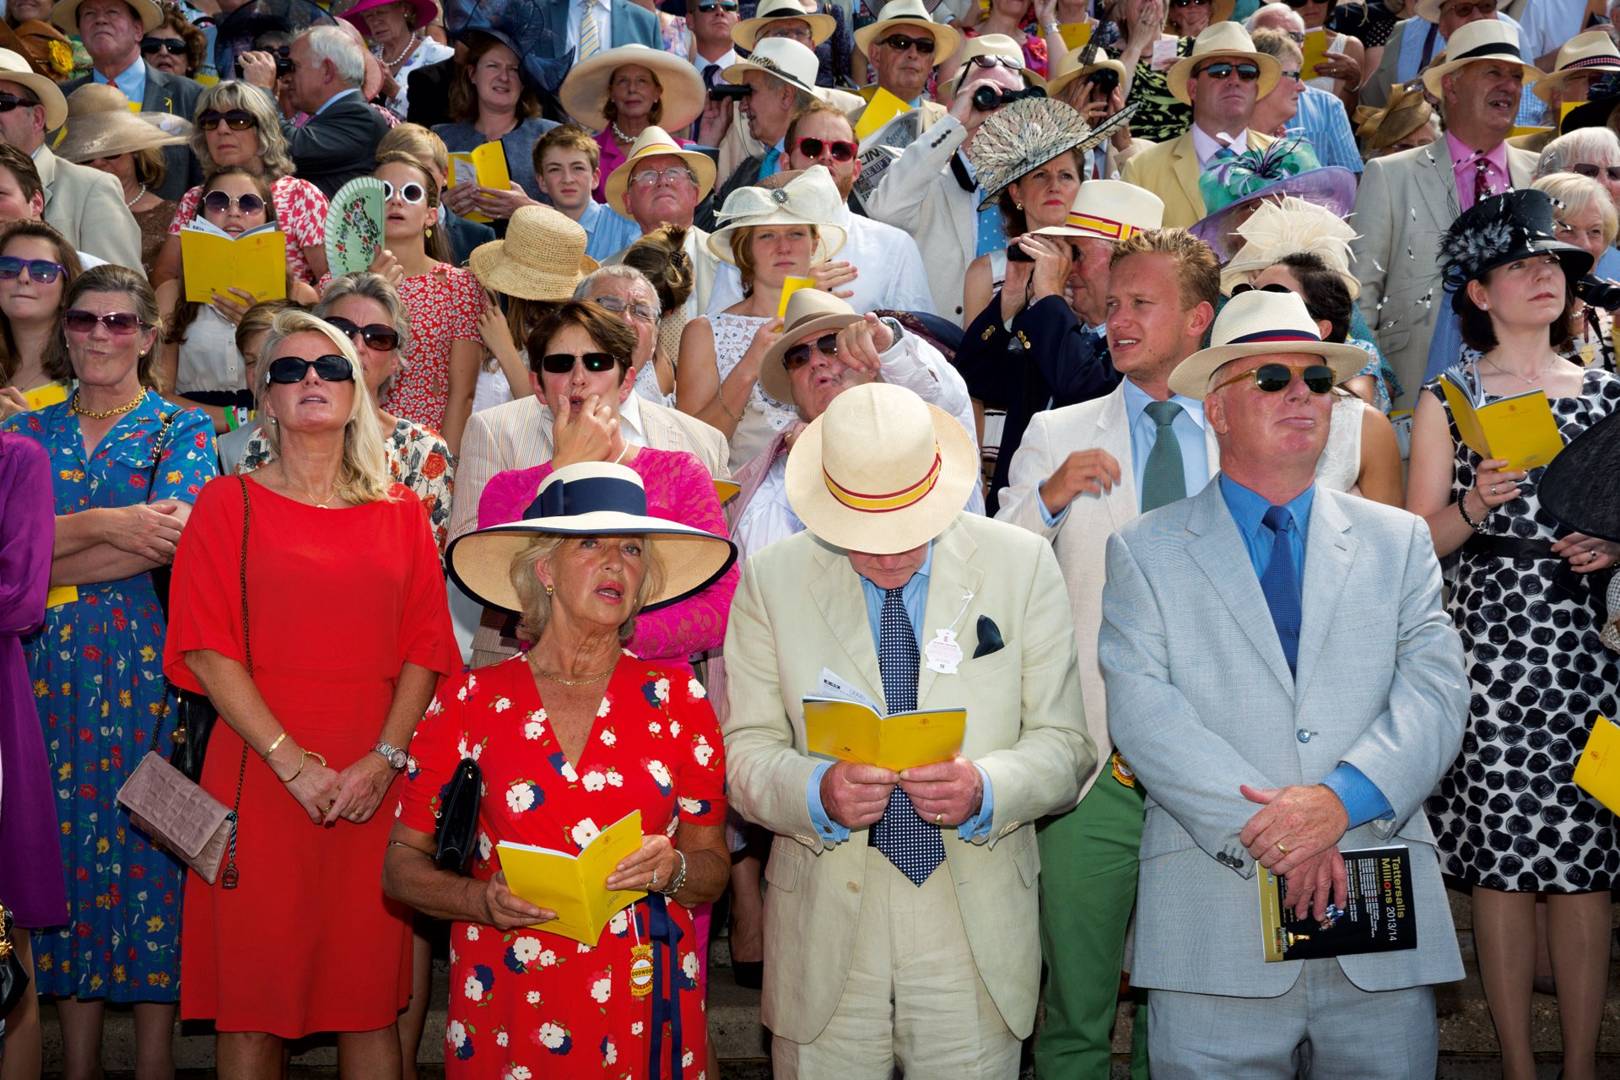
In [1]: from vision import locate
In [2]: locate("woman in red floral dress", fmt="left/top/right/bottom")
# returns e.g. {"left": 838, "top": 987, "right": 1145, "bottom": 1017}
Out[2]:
{"left": 386, "top": 461, "right": 737, "bottom": 1079}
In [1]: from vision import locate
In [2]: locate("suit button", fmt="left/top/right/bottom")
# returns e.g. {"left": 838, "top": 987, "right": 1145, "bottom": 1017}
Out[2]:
{"left": 847, "top": 881, "right": 860, "bottom": 893}
{"left": 1296, "top": 729, "right": 1314, "bottom": 743}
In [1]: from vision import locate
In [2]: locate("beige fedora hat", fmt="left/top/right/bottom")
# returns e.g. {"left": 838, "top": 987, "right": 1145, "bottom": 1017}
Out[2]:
{"left": 722, "top": 35, "right": 823, "bottom": 98}
{"left": 853, "top": 0, "right": 960, "bottom": 64}
{"left": 0, "top": 47, "right": 65, "bottom": 129}
{"left": 1416, "top": 0, "right": 1495, "bottom": 21}
{"left": 55, "top": 83, "right": 190, "bottom": 163}
{"left": 758, "top": 287, "right": 863, "bottom": 403}
{"left": 733, "top": 0, "right": 837, "bottom": 52}
{"left": 942, "top": 33, "right": 1045, "bottom": 97}
{"left": 1044, "top": 41, "right": 1127, "bottom": 101}
{"left": 469, "top": 205, "right": 598, "bottom": 301}
{"left": 52, "top": 0, "right": 161, "bottom": 35}
{"left": 1534, "top": 30, "right": 1620, "bottom": 104}
{"left": 1421, "top": 20, "right": 1538, "bottom": 99}
{"left": 706, "top": 164, "right": 847, "bottom": 264}
{"left": 603, "top": 125, "right": 718, "bottom": 216}
{"left": 786, "top": 382, "right": 977, "bottom": 554}
{"left": 1166, "top": 23, "right": 1281, "bottom": 105}
{"left": 1033, "top": 179, "right": 1164, "bottom": 242}
{"left": 1167, "top": 289, "right": 1368, "bottom": 400}
{"left": 558, "top": 44, "right": 707, "bottom": 135}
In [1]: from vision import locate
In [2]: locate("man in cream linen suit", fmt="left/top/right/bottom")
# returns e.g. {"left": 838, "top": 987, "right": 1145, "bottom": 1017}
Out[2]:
{"left": 724, "top": 382, "right": 1091, "bottom": 1078}
{"left": 997, "top": 225, "right": 1216, "bottom": 1079}
{"left": 1100, "top": 290, "right": 1468, "bottom": 1078}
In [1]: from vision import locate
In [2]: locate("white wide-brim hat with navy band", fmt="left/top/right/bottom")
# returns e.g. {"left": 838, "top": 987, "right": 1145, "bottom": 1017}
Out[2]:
{"left": 445, "top": 462, "right": 738, "bottom": 617}
{"left": 1166, "top": 290, "right": 1370, "bottom": 401}
{"left": 1420, "top": 20, "right": 1540, "bottom": 99}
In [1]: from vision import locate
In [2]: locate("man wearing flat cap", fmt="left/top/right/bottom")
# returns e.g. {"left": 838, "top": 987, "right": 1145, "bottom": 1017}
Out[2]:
{"left": 723, "top": 381, "right": 1091, "bottom": 1077}
{"left": 1099, "top": 289, "right": 1467, "bottom": 1077}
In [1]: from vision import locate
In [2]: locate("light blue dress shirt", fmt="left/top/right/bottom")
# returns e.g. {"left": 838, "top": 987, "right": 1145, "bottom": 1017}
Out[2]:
{"left": 92, "top": 56, "right": 146, "bottom": 107}
{"left": 314, "top": 87, "right": 360, "bottom": 116}
{"left": 963, "top": 156, "right": 1005, "bottom": 258}
{"left": 805, "top": 545, "right": 997, "bottom": 844}
{"left": 1122, "top": 379, "right": 1210, "bottom": 503}
{"left": 1287, "top": 86, "right": 1364, "bottom": 175}
{"left": 579, "top": 199, "right": 642, "bottom": 262}
{"left": 1218, "top": 475, "right": 1393, "bottom": 829}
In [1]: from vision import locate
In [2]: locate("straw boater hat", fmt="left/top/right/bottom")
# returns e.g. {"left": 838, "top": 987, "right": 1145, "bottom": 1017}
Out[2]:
{"left": 1167, "top": 289, "right": 1368, "bottom": 400}
{"left": 469, "top": 206, "right": 598, "bottom": 301}
{"left": 706, "top": 164, "right": 848, "bottom": 264}
{"left": 759, "top": 287, "right": 863, "bottom": 404}
{"left": 1219, "top": 196, "right": 1362, "bottom": 298}
{"left": 603, "top": 126, "right": 717, "bottom": 217}
{"left": 1044, "top": 42, "right": 1127, "bottom": 101}
{"left": 0, "top": 18, "right": 72, "bottom": 83}
{"left": 1420, "top": 20, "right": 1539, "bottom": 99}
{"left": 721, "top": 35, "right": 823, "bottom": 99}
{"left": 558, "top": 43, "right": 707, "bottom": 135}
{"left": 1534, "top": 30, "right": 1620, "bottom": 104}
{"left": 52, "top": 0, "right": 161, "bottom": 35}
{"left": 0, "top": 47, "right": 65, "bottom": 129}
{"left": 1032, "top": 179, "right": 1164, "bottom": 243}
{"left": 55, "top": 83, "right": 190, "bottom": 164}
{"left": 446, "top": 462, "right": 737, "bottom": 617}
{"left": 853, "top": 0, "right": 960, "bottom": 63}
{"left": 967, "top": 96, "right": 1135, "bottom": 210}
{"left": 1166, "top": 23, "right": 1280, "bottom": 106}
{"left": 785, "top": 382, "right": 978, "bottom": 554}
{"left": 1439, "top": 189, "right": 1592, "bottom": 315}
{"left": 338, "top": 0, "right": 440, "bottom": 37}
{"left": 1353, "top": 82, "right": 1434, "bottom": 153}
{"left": 943, "top": 33, "right": 1044, "bottom": 97}
{"left": 732, "top": 0, "right": 837, "bottom": 52}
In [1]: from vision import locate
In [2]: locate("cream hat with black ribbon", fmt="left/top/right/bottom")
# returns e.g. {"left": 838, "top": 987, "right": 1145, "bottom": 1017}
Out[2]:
{"left": 705, "top": 164, "right": 848, "bottom": 265}
{"left": 1533, "top": 30, "right": 1620, "bottom": 104}
{"left": 721, "top": 35, "right": 824, "bottom": 99}
{"left": 758, "top": 287, "right": 864, "bottom": 404}
{"left": 785, "top": 382, "right": 978, "bottom": 554}
{"left": 1032, "top": 179, "right": 1164, "bottom": 243}
{"left": 942, "top": 33, "right": 1045, "bottom": 97}
{"left": 733, "top": 0, "right": 837, "bottom": 52}
{"left": 0, "top": 47, "right": 65, "bottom": 129}
{"left": 1166, "top": 22, "right": 1280, "bottom": 106}
{"left": 1166, "top": 289, "right": 1369, "bottom": 401}
{"left": 1420, "top": 20, "right": 1539, "bottom": 99}
{"left": 854, "top": 0, "right": 960, "bottom": 65}
{"left": 446, "top": 462, "right": 738, "bottom": 617}
{"left": 558, "top": 43, "right": 708, "bottom": 134}
{"left": 603, "top": 125, "right": 718, "bottom": 217}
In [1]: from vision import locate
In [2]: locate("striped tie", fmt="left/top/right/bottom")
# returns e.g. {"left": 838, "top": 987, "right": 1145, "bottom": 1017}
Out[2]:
{"left": 577, "top": 0, "right": 601, "bottom": 60}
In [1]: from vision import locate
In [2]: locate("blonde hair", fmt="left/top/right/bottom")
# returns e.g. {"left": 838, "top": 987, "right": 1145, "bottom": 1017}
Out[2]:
{"left": 1534, "top": 171, "right": 1620, "bottom": 249}
{"left": 377, "top": 122, "right": 450, "bottom": 181}
{"left": 256, "top": 309, "right": 393, "bottom": 504}
{"left": 509, "top": 534, "right": 665, "bottom": 643}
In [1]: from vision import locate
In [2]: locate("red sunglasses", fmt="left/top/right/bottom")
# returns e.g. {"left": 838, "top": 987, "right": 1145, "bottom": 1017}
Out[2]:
{"left": 794, "top": 136, "right": 857, "bottom": 163}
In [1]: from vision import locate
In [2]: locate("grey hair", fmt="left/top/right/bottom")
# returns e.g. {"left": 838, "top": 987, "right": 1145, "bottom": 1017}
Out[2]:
{"left": 509, "top": 535, "right": 665, "bottom": 643}
{"left": 299, "top": 25, "right": 366, "bottom": 88}
{"left": 1245, "top": 2, "right": 1305, "bottom": 32}
{"left": 1538, "top": 127, "right": 1620, "bottom": 177}
{"left": 190, "top": 81, "right": 296, "bottom": 179}
{"left": 1533, "top": 171, "right": 1620, "bottom": 248}
{"left": 316, "top": 272, "right": 413, "bottom": 354}
{"left": 573, "top": 265, "right": 663, "bottom": 319}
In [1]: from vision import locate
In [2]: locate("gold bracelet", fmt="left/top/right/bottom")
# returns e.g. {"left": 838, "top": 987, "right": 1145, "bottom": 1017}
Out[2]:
{"left": 263, "top": 731, "right": 288, "bottom": 759}
{"left": 280, "top": 749, "right": 327, "bottom": 785}
{"left": 718, "top": 393, "right": 742, "bottom": 424}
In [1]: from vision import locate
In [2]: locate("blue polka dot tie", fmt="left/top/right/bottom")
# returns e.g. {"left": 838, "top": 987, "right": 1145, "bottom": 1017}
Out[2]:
{"left": 870, "top": 586, "right": 944, "bottom": 886}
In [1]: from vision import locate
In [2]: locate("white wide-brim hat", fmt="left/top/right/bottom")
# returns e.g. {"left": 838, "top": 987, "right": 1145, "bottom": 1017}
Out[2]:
{"left": 1166, "top": 22, "right": 1281, "bottom": 106}
{"left": 721, "top": 35, "right": 823, "bottom": 99}
{"left": 558, "top": 44, "right": 707, "bottom": 135}
{"left": 1421, "top": 20, "right": 1540, "bottom": 99}
{"left": 1167, "top": 289, "right": 1369, "bottom": 401}
{"left": 446, "top": 462, "right": 738, "bottom": 616}
{"left": 705, "top": 164, "right": 847, "bottom": 264}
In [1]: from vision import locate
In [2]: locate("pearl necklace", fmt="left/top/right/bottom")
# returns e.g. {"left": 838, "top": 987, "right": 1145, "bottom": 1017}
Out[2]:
{"left": 70, "top": 387, "right": 146, "bottom": 419}
{"left": 381, "top": 33, "right": 421, "bottom": 70}
{"left": 124, "top": 183, "right": 146, "bottom": 208}
{"left": 610, "top": 121, "right": 638, "bottom": 144}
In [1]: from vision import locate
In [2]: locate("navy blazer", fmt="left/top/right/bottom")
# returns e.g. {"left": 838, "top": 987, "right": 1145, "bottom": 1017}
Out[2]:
{"left": 63, "top": 65, "right": 203, "bottom": 202}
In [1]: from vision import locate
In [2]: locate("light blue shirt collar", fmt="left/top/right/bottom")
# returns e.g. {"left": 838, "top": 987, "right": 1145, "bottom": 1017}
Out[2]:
{"left": 315, "top": 87, "right": 360, "bottom": 115}
{"left": 856, "top": 543, "right": 934, "bottom": 654}
{"left": 92, "top": 56, "right": 146, "bottom": 108}
{"left": 1121, "top": 378, "right": 1206, "bottom": 432}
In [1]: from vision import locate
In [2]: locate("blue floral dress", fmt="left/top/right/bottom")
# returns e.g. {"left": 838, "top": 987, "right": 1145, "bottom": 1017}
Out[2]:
{"left": 2, "top": 393, "right": 216, "bottom": 1002}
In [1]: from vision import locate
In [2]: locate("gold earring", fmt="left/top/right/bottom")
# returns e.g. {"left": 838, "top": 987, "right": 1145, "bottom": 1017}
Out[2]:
{"left": 1015, "top": 201, "right": 1023, "bottom": 210}
{"left": 544, "top": 583, "right": 554, "bottom": 596}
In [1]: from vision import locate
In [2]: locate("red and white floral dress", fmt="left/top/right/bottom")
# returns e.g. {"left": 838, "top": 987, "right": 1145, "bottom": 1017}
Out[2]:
{"left": 383, "top": 264, "right": 484, "bottom": 435}
{"left": 398, "top": 653, "right": 726, "bottom": 1079}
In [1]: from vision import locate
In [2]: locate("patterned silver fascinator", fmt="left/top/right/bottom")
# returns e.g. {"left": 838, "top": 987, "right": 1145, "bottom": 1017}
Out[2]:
{"left": 1438, "top": 190, "right": 1591, "bottom": 309}
{"left": 967, "top": 96, "right": 1137, "bottom": 211}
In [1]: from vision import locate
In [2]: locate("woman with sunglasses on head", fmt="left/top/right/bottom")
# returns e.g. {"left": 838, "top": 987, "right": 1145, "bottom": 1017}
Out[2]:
{"left": 161, "top": 307, "right": 458, "bottom": 1080}
{"left": 1408, "top": 190, "right": 1620, "bottom": 1080}
{"left": 153, "top": 81, "right": 331, "bottom": 288}
{"left": 155, "top": 168, "right": 319, "bottom": 436}
{"left": 433, "top": 30, "right": 557, "bottom": 225}
{"left": 1, "top": 263, "right": 217, "bottom": 1080}
{"left": 0, "top": 221, "right": 81, "bottom": 420}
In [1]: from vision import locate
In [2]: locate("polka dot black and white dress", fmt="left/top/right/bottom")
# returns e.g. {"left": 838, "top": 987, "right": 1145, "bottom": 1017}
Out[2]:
{"left": 1424, "top": 366, "right": 1620, "bottom": 894}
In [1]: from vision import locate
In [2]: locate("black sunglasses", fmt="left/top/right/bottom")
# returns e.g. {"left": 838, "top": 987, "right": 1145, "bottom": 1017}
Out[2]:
{"left": 63, "top": 309, "right": 147, "bottom": 335}
{"left": 1571, "top": 162, "right": 1620, "bottom": 182}
{"left": 1230, "top": 282, "right": 1296, "bottom": 296}
{"left": 326, "top": 316, "right": 400, "bottom": 352}
{"left": 782, "top": 333, "right": 840, "bottom": 370}
{"left": 266, "top": 355, "right": 355, "bottom": 383}
{"left": 1169, "top": 0, "right": 1209, "bottom": 6}
{"left": 540, "top": 352, "right": 618, "bottom": 374}
{"left": 876, "top": 32, "right": 936, "bottom": 55}
{"left": 695, "top": 0, "right": 738, "bottom": 10}
{"left": 202, "top": 190, "right": 266, "bottom": 216}
{"left": 0, "top": 91, "right": 40, "bottom": 113}
{"left": 141, "top": 36, "right": 188, "bottom": 55}
{"left": 1196, "top": 61, "right": 1262, "bottom": 82}
{"left": 1213, "top": 361, "right": 1336, "bottom": 395}
{"left": 197, "top": 108, "right": 256, "bottom": 131}
{"left": 0, "top": 256, "right": 63, "bottom": 283}
{"left": 794, "top": 136, "right": 857, "bottom": 162}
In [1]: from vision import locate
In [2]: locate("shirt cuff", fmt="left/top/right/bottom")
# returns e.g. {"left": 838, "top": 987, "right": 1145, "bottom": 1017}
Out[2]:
{"left": 807, "top": 761, "right": 851, "bottom": 845}
{"left": 955, "top": 764, "right": 994, "bottom": 841}
{"left": 1038, "top": 497, "right": 1069, "bottom": 528}
{"left": 1322, "top": 762, "right": 1394, "bottom": 831}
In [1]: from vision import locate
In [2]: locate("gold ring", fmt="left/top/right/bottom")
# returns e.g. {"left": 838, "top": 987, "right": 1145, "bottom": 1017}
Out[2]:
{"left": 935, "top": 813, "right": 944, "bottom": 826}
{"left": 1275, "top": 841, "right": 1289, "bottom": 855}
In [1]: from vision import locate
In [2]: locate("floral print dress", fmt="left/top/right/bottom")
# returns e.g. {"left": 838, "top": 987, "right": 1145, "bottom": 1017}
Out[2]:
{"left": 1, "top": 395, "right": 216, "bottom": 1001}
{"left": 398, "top": 654, "right": 726, "bottom": 1078}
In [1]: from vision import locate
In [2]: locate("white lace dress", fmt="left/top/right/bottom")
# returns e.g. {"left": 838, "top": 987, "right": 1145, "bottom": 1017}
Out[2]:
{"left": 709, "top": 311, "right": 797, "bottom": 471}
{"left": 1314, "top": 391, "right": 1363, "bottom": 494}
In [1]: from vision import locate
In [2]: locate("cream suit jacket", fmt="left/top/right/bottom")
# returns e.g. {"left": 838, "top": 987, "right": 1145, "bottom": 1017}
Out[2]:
{"left": 862, "top": 114, "right": 977, "bottom": 324}
{"left": 722, "top": 512, "right": 1093, "bottom": 1044}
{"left": 1119, "top": 129, "right": 1277, "bottom": 230}
{"left": 995, "top": 383, "right": 1220, "bottom": 805}
{"left": 36, "top": 145, "right": 143, "bottom": 274}
{"left": 1351, "top": 137, "right": 1537, "bottom": 410}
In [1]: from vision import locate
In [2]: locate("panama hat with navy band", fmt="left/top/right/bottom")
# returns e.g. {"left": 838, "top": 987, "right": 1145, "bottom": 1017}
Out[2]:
{"left": 785, "top": 382, "right": 978, "bottom": 554}
{"left": 1166, "top": 290, "right": 1369, "bottom": 401}
{"left": 445, "top": 462, "right": 738, "bottom": 617}
{"left": 854, "top": 0, "right": 960, "bottom": 65}
{"left": 1420, "top": 20, "right": 1539, "bottom": 99}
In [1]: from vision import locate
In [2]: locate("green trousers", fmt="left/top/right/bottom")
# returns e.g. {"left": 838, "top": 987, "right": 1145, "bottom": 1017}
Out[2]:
{"left": 1033, "top": 759, "right": 1148, "bottom": 1080}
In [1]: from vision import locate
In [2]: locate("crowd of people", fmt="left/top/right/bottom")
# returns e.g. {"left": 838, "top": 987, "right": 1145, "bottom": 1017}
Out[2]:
{"left": 2, "top": 0, "right": 1620, "bottom": 1077}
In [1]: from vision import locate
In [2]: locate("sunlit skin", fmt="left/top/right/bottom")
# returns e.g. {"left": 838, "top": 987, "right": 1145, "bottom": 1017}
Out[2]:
{"left": 581, "top": 276, "right": 659, "bottom": 373}
{"left": 1007, "top": 153, "right": 1082, "bottom": 232}
{"left": 784, "top": 110, "right": 861, "bottom": 200}
{"left": 750, "top": 224, "right": 815, "bottom": 287}
{"left": 847, "top": 544, "right": 927, "bottom": 589}
{"left": 537, "top": 148, "right": 598, "bottom": 217}
{"left": 64, "top": 289, "right": 158, "bottom": 397}
{"left": 784, "top": 328, "right": 873, "bottom": 419}
{"left": 532, "top": 323, "right": 635, "bottom": 418}
{"left": 623, "top": 153, "right": 700, "bottom": 231}
{"left": 1188, "top": 55, "right": 1260, "bottom": 138}
{"left": 1554, "top": 203, "right": 1612, "bottom": 264}
{"left": 536, "top": 535, "right": 647, "bottom": 626}
{"left": 376, "top": 159, "right": 433, "bottom": 246}
{"left": 0, "top": 164, "right": 42, "bottom": 222}
{"left": 869, "top": 28, "right": 933, "bottom": 102}
{"left": 324, "top": 293, "right": 401, "bottom": 403}
{"left": 0, "top": 78, "right": 43, "bottom": 152}
{"left": 77, "top": 0, "right": 143, "bottom": 72}
{"left": 1166, "top": 0, "right": 1211, "bottom": 37}
{"left": 258, "top": 330, "right": 358, "bottom": 435}
{"left": 741, "top": 70, "right": 797, "bottom": 145}
{"left": 201, "top": 104, "right": 262, "bottom": 170}
{"left": 608, "top": 64, "right": 661, "bottom": 133}
{"left": 468, "top": 41, "right": 522, "bottom": 116}
{"left": 1204, "top": 351, "right": 1334, "bottom": 474}
{"left": 0, "top": 235, "right": 64, "bottom": 327}
{"left": 145, "top": 25, "right": 189, "bottom": 76}
{"left": 201, "top": 172, "right": 269, "bottom": 236}
{"left": 1436, "top": 0, "right": 1497, "bottom": 39}
{"left": 1105, "top": 251, "right": 1210, "bottom": 382}
{"left": 1442, "top": 60, "right": 1524, "bottom": 146}
{"left": 1569, "top": 153, "right": 1620, "bottom": 215}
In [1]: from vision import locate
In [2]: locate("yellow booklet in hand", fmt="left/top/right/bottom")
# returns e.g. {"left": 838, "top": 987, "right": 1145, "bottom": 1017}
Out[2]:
{"left": 180, "top": 220, "right": 287, "bottom": 305}
{"left": 496, "top": 810, "right": 646, "bottom": 946}
{"left": 1438, "top": 373, "right": 1564, "bottom": 471}
{"left": 23, "top": 381, "right": 67, "bottom": 410}
{"left": 803, "top": 697, "right": 965, "bottom": 773}
{"left": 1574, "top": 715, "right": 1620, "bottom": 814}
{"left": 1301, "top": 29, "right": 1330, "bottom": 80}
{"left": 1056, "top": 21, "right": 1093, "bottom": 50}
{"left": 450, "top": 143, "right": 514, "bottom": 224}
{"left": 853, "top": 87, "right": 912, "bottom": 142}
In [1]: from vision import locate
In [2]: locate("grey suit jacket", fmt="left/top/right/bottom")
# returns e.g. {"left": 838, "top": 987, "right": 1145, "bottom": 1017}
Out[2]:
{"left": 1099, "top": 481, "right": 1467, "bottom": 997}
{"left": 62, "top": 66, "right": 202, "bottom": 202}
{"left": 35, "top": 145, "right": 143, "bottom": 273}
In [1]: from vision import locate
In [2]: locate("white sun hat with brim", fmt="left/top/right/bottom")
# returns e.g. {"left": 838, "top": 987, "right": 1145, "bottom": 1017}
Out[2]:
{"left": 445, "top": 462, "right": 739, "bottom": 617}
{"left": 705, "top": 164, "right": 848, "bottom": 265}
{"left": 853, "top": 0, "right": 960, "bottom": 64}
{"left": 558, "top": 44, "right": 708, "bottom": 135}
{"left": 733, "top": 0, "right": 837, "bottom": 51}
{"left": 721, "top": 35, "right": 824, "bottom": 99}
{"left": 1165, "top": 22, "right": 1281, "bottom": 106}
{"left": 0, "top": 47, "right": 65, "bottom": 129}
{"left": 1032, "top": 179, "right": 1164, "bottom": 243}
{"left": 785, "top": 382, "right": 979, "bottom": 554}
{"left": 941, "top": 33, "right": 1045, "bottom": 97}
{"left": 758, "top": 287, "right": 864, "bottom": 404}
{"left": 1166, "top": 289, "right": 1370, "bottom": 401}
{"left": 1533, "top": 30, "right": 1620, "bottom": 104}
{"left": 1420, "top": 20, "right": 1539, "bottom": 99}
{"left": 602, "top": 125, "right": 718, "bottom": 217}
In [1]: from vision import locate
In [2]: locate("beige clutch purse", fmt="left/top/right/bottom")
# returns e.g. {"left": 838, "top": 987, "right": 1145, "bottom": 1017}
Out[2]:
{"left": 117, "top": 746, "right": 237, "bottom": 885}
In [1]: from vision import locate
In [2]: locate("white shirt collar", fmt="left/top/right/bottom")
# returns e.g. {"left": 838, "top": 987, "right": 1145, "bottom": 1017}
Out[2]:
{"left": 699, "top": 48, "right": 739, "bottom": 72}
{"left": 1190, "top": 124, "right": 1251, "bottom": 167}
{"left": 619, "top": 387, "right": 645, "bottom": 444}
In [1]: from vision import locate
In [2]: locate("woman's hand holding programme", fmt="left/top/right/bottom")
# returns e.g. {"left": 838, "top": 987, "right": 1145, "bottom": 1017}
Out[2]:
{"left": 606, "top": 833, "right": 681, "bottom": 894}
{"left": 479, "top": 871, "right": 554, "bottom": 930}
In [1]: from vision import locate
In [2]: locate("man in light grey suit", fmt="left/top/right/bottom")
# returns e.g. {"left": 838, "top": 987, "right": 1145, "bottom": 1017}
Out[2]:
{"left": 1100, "top": 289, "right": 1469, "bottom": 1079}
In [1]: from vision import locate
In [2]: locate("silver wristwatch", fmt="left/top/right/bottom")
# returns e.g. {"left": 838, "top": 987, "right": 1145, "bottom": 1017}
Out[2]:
{"left": 373, "top": 741, "right": 407, "bottom": 770}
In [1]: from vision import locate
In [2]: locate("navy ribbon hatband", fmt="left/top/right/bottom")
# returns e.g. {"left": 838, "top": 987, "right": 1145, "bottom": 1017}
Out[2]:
{"left": 526, "top": 474, "right": 648, "bottom": 520}
{"left": 639, "top": 894, "right": 685, "bottom": 1080}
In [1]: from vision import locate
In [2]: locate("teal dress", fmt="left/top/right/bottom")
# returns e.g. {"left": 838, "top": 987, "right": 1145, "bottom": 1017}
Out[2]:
{"left": 2, "top": 394, "right": 215, "bottom": 1002}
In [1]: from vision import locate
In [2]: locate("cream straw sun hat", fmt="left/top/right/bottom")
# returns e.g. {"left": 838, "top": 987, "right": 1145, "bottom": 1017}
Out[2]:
{"left": 1167, "top": 289, "right": 1369, "bottom": 401}
{"left": 469, "top": 206, "right": 598, "bottom": 301}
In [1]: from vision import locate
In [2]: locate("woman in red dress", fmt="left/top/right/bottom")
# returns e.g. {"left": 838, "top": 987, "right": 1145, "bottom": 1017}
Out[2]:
{"left": 163, "top": 309, "right": 460, "bottom": 1077}
{"left": 385, "top": 460, "right": 736, "bottom": 1079}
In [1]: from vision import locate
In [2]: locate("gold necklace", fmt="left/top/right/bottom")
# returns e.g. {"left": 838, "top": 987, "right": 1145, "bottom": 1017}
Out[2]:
{"left": 1483, "top": 354, "right": 1548, "bottom": 389}
{"left": 532, "top": 661, "right": 618, "bottom": 686}
{"left": 70, "top": 387, "right": 146, "bottom": 420}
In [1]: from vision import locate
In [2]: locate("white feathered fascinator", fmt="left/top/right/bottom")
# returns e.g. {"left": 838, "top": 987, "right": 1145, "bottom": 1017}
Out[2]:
{"left": 706, "top": 164, "right": 849, "bottom": 265}
{"left": 1220, "top": 196, "right": 1362, "bottom": 299}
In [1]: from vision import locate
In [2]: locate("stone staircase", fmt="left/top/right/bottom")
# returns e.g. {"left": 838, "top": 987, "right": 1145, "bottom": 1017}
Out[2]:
{"left": 38, "top": 889, "right": 1620, "bottom": 1077}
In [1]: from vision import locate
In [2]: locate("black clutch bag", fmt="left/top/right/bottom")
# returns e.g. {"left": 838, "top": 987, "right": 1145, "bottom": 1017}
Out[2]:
{"left": 0, "top": 904, "right": 28, "bottom": 1019}
{"left": 167, "top": 690, "right": 218, "bottom": 783}
{"left": 434, "top": 758, "right": 481, "bottom": 873}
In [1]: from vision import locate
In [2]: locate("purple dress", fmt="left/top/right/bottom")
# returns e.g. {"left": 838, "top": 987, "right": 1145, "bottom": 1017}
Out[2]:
{"left": 0, "top": 432, "right": 67, "bottom": 929}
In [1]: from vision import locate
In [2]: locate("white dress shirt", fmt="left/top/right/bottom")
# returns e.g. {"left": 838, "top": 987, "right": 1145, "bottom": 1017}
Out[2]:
{"left": 1190, "top": 124, "right": 1253, "bottom": 167}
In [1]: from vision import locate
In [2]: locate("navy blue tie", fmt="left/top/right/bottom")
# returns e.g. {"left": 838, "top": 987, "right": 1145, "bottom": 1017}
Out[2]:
{"left": 870, "top": 585, "right": 945, "bottom": 886}
{"left": 1260, "top": 506, "right": 1301, "bottom": 675}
